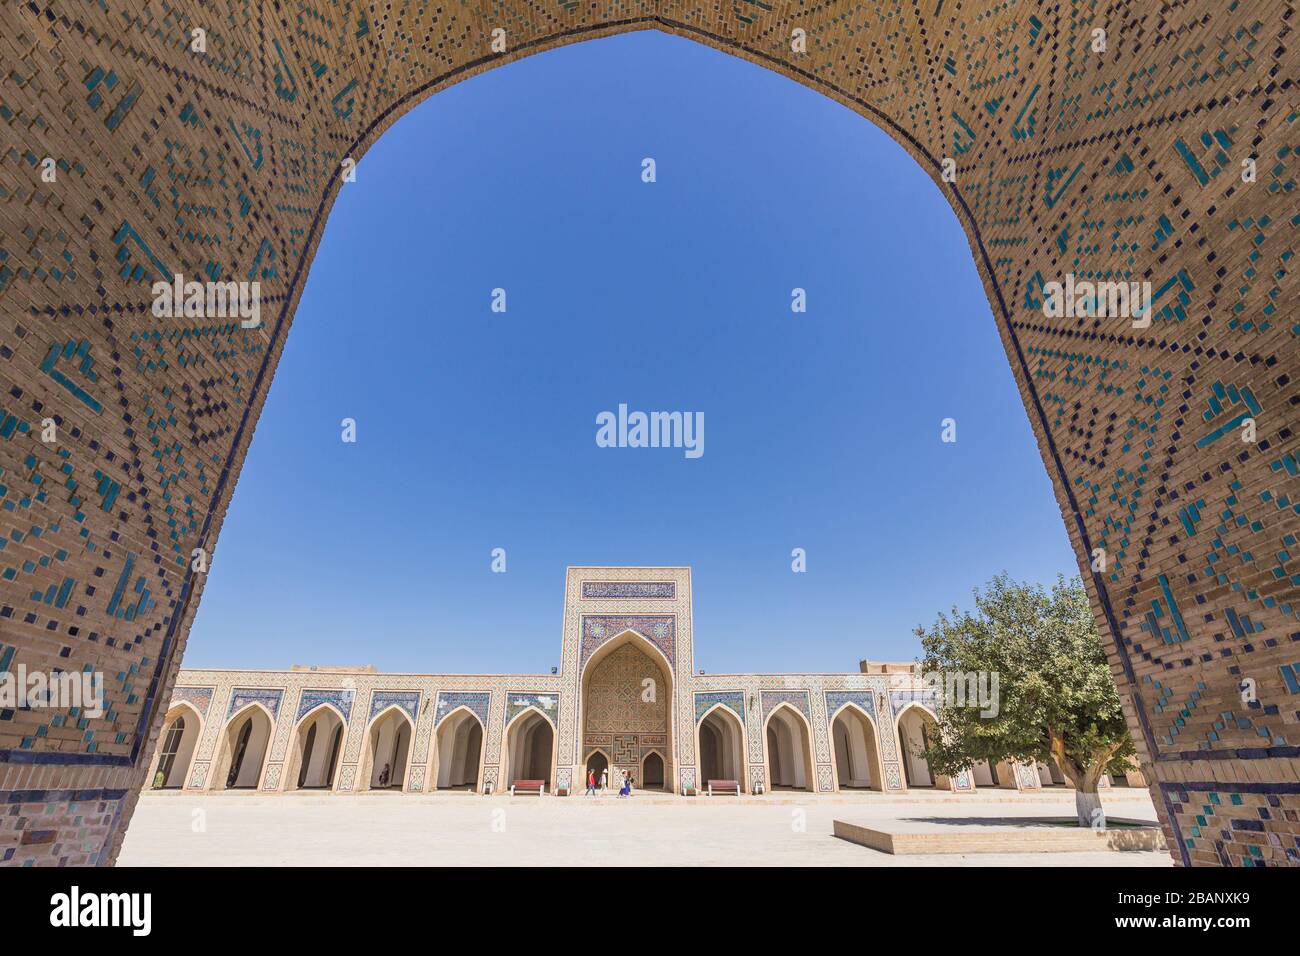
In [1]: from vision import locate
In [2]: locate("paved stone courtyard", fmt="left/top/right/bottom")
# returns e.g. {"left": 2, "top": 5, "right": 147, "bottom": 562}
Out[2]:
{"left": 119, "top": 790, "right": 1173, "bottom": 867}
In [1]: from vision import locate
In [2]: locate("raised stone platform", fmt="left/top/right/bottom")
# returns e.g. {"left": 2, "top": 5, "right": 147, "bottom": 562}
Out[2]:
{"left": 833, "top": 816, "right": 1166, "bottom": 854}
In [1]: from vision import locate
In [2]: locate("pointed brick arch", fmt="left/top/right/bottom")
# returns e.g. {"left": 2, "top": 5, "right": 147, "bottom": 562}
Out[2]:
{"left": 359, "top": 705, "right": 416, "bottom": 792}
{"left": 580, "top": 629, "right": 676, "bottom": 792}
{"left": 0, "top": 1, "right": 1292, "bottom": 866}
{"left": 433, "top": 705, "right": 487, "bottom": 792}
{"left": 763, "top": 701, "right": 816, "bottom": 793}
{"left": 284, "top": 702, "right": 348, "bottom": 792}
{"left": 504, "top": 705, "right": 558, "bottom": 791}
{"left": 146, "top": 701, "right": 205, "bottom": 791}
{"left": 696, "top": 701, "right": 748, "bottom": 793}
{"left": 213, "top": 702, "right": 275, "bottom": 791}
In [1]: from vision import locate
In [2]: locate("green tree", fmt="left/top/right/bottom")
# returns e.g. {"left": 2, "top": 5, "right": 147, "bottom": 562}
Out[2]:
{"left": 915, "top": 574, "right": 1135, "bottom": 826}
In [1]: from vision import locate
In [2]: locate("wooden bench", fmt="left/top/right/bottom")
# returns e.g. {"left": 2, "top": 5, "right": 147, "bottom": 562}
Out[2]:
{"left": 707, "top": 779, "right": 740, "bottom": 796}
{"left": 510, "top": 779, "right": 546, "bottom": 796}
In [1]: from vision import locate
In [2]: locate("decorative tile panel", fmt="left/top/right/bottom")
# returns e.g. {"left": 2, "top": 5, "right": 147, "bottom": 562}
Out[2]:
{"left": 505, "top": 692, "right": 559, "bottom": 728}
{"left": 580, "top": 615, "right": 676, "bottom": 669}
{"left": 581, "top": 581, "right": 675, "bottom": 599}
{"left": 227, "top": 689, "right": 283, "bottom": 721}
{"left": 296, "top": 688, "right": 354, "bottom": 723}
{"left": 760, "top": 690, "right": 811, "bottom": 722}
{"left": 695, "top": 691, "right": 746, "bottom": 725}
{"left": 169, "top": 687, "right": 214, "bottom": 718}
{"left": 824, "top": 691, "right": 877, "bottom": 721}
{"left": 434, "top": 691, "right": 490, "bottom": 727}
{"left": 368, "top": 691, "right": 419, "bottom": 724}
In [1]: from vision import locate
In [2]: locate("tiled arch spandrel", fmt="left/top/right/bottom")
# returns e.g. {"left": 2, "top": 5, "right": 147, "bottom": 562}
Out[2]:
{"left": 0, "top": 0, "right": 1294, "bottom": 866}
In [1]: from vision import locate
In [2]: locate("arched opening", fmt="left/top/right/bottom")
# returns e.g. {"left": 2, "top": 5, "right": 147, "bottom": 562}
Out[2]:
{"left": 434, "top": 707, "right": 484, "bottom": 791}
{"left": 831, "top": 704, "right": 882, "bottom": 791}
{"left": 697, "top": 704, "right": 746, "bottom": 793}
{"left": 764, "top": 704, "right": 814, "bottom": 792}
{"left": 972, "top": 760, "right": 998, "bottom": 788}
{"left": 363, "top": 707, "right": 414, "bottom": 791}
{"left": 641, "top": 751, "right": 665, "bottom": 790}
{"left": 285, "top": 704, "right": 346, "bottom": 791}
{"left": 505, "top": 708, "right": 555, "bottom": 790}
{"left": 585, "top": 749, "right": 610, "bottom": 787}
{"left": 580, "top": 629, "right": 675, "bottom": 792}
{"left": 17, "top": 0, "right": 1286, "bottom": 873}
{"left": 213, "top": 705, "right": 273, "bottom": 791}
{"left": 299, "top": 724, "right": 317, "bottom": 787}
{"left": 150, "top": 704, "right": 202, "bottom": 789}
{"left": 896, "top": 704, "right": 949, "bottom": 790}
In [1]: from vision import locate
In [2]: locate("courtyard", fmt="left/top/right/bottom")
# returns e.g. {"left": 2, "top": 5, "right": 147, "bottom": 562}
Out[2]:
{"left": 119, "top": 789, "right": 1173, "bottom": 867}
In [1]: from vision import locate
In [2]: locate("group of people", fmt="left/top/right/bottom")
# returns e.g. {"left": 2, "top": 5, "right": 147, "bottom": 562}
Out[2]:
{"left": 585, "top": 766, "right": 633, "bottom": 797}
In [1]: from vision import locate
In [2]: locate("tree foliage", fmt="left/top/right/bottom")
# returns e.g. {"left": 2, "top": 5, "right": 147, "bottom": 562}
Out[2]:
{"left": 915, "top": 574, "right": 1135, "bottom": 821}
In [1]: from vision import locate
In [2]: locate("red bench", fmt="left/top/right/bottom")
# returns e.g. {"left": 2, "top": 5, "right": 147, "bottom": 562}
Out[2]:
{"left": 707, "top": 779, "right": 740, "bottom": 796}
{"left": 510, "top": 779, "right": 546, "bottom": 796}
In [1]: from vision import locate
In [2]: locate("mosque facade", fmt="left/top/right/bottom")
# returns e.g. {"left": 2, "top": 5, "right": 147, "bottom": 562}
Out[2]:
{"left": 150, "top": 568, "right": 1143, "bottom": 798}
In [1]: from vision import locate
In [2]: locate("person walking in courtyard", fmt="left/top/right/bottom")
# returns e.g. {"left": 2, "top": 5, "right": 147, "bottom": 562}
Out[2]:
{"left": 618, "top": 770, "right": 631, "bottom": 798}
{"left": 599, "top": 768, "right": 608, "bottom": 792}
{"left": 586, "top": 768, "right": 597, "bottom": 796}
{"left": 378, "top": 763, "right": 390, "bottom": 788}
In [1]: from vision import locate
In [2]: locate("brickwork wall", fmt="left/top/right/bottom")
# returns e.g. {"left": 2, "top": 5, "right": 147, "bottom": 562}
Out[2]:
{"left": 0, "top": 1, "right": 1294, "bottom": 865}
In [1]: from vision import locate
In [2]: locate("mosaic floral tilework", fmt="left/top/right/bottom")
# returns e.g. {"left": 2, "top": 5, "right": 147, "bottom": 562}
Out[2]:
{"left": 695, "top": 691, "right": 745, "bottom": 724}
{"left": 505, "top": 692, "right": 559, "bottom": 727}
{"left": 227, "top": 689, "right": 283, "bottom": 721}
{"left": 580, "top": 615, "right": 676, "bottom": 668}
{"left": 825, "top": 690, "right": 878, "bottom": 720}
{"left": 760, "top": 690, "right": 811, "bottom": 722}
{"left": 890, "top": 688, "right": 940, "bottom": 718}
{"left": 434, "top": 691, "right": 490, "bottom": 727}
{"left": 296, "top": 688, "right": 353, "bottom": 723}
{"left": 169, "top": 686, "right": 213, "bottom": 718}
{"left": 368, "top": 691, "right": 419, "bottom": 724}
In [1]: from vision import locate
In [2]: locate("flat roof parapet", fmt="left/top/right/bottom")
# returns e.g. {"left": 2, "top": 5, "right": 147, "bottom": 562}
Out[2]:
{"left": 859, "top": 660, "right": 920, "bottom": 675}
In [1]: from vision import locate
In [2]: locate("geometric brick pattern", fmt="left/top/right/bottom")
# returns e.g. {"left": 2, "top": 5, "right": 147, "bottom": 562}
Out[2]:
{"left": 0, "top": 2, "right": 1295, "bottom": 865}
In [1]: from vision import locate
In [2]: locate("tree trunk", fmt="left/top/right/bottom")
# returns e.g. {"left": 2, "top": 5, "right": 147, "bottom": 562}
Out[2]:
{"left": 1048, "top": 731, "right": 1114, "bottom": 827}
{"left": 1075, "top": 777, "right": 1104, "bottom": 828}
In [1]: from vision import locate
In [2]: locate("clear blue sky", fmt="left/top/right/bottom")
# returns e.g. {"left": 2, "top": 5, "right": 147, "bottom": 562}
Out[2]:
{"left": 183, "top": 31, "right": 1079, "bottom": 674}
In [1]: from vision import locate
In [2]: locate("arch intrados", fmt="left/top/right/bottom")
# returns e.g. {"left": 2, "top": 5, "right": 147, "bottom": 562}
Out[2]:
{"left": 293, "top": 701, "right": 347, "bottom": 733}
{"left": 580, "top": 627, "right": 675, "bottom": 685}
{"left": 829, "top": 700, "right": 879, "bottom": 734}
{"left": 895, "top": 701, "right": 940, "bottom": 727}
{"left": 437, "top": 704, "right": 486, "bottom": 734}
{"left": 298, "top": 25, "right": 1118, "bottom": 734}
{"left": 162, "top": 700, "right": 204, "bottom": 735}
{"left": 640, "top": 749, "right": 666, "bottom": 778}
{"left": 365, "top": 704, "right": 416, "bottom": 736}
{"left": 698, "top": 701, "right": 744, "bottom": 729}
{"left": 764, "top": 701, "right": 813, "bottom": 737}
{"left": 222, "top": 700, "right": 274, "bottom": 734}
{"left": 504, "top": 704, "right": 557, "bottom": 736}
